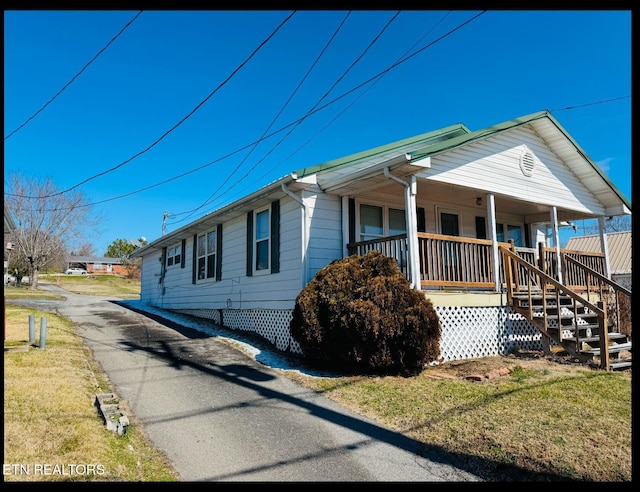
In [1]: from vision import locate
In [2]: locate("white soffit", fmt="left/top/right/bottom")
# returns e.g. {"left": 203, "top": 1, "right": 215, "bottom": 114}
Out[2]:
{"left": 317, "top": 153, "right": 430, "bottom": 193}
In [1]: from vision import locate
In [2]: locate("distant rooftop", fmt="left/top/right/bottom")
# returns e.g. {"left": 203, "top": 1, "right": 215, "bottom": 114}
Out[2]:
{"left": 564, "top": 231, "right": 631, "bottom": 275}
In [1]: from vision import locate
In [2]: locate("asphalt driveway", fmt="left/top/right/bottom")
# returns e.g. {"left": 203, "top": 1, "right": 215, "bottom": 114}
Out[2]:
{"left": 9, "top": 283, "right": 481, "bottom": 482}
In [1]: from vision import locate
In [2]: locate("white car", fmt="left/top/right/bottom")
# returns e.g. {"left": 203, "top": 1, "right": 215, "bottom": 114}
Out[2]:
{"left": 65, "top": 268, "right": 88, "bottom": 275}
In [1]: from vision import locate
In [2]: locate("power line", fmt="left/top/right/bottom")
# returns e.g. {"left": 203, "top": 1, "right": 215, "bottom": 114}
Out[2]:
{"left": 169, "top": 11, "right": 354, "bottom": 224}
{"left": 10, "top": 10, "right": 297, "bottom": 200}
{"left": 548, "top": 95, "right": 630, "bottom": 112}
{"left": 23, "top": 89, "right": 630, "bottom": 215}
{"left": 259, "top": 11, "right": 453, "bottom": 181}
{"left": 9, "top": 10, "right": 491, "bottom": 210}
{"left": 4, "top": 10, "right": 143, "bottom": 141}
{"left": 168, "top": 11, "right": 465, "bottom": 225}
{"left": 24, "top": 11, "right": 627, "bottom": 218}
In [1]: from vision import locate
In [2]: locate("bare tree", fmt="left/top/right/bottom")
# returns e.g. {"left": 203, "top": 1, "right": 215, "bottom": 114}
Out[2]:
{"left": 603, "top": 215, "right": 632, "bottom": 233}
{"left": 5, "top": 173, "right": 100, "bottom": 289}
{"left": 73, "top": 242, "right": 96, "bottom": 256}
{"left": 581, "top": 215, "right": 632, "bottom": 235}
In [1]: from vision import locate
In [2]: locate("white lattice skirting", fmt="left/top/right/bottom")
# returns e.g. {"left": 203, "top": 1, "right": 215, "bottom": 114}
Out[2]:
{"left": 169, "top": 305, "right": 542, "bottom": 362}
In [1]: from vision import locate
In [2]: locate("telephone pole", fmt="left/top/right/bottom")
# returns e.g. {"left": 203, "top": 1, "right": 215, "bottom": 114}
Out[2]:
{"left": 162, "top": 211, "right": 169, "bottom": 236}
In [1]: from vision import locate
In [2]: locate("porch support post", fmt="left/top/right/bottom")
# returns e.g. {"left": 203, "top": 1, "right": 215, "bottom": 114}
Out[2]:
{"left": 384, "top": 168, "right": 420, "bottom": 290}
{"left": 597, "top": 216, "right": 612, "bottom": 278}
{"left": 487, "top": 194, "right": 500, "bottom": 292}
{"left": 407, "top": 175, "right": 421, "bottom": 290}
{"left": 550, "top": 206, "right": 563, "bottom": 283}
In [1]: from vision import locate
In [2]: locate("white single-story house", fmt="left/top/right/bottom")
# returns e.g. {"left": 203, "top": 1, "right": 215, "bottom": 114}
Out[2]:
{"left": 132, "top": 110, "right": 632, "bottom": 364}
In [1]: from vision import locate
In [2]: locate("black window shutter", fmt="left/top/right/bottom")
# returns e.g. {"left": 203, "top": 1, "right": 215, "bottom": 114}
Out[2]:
{"left": 270, "top": 200, "right": 280, "bottom": 274}
{"left": 475, "top": 216, "right": 487, "bottom": 239}
{"left": 216, "top": 224, "right": 223, "bottom": 281}
{"left": 348, "top": 198, "right": 356, "bottom": 244}
{"left": 416, "top": 207, "right": 426, "bottom": 233}
{"left": 246, "top": 211, "right": 253, "bottom": 277}
{"left": 181, "top": 239, "right": 186, "bottom": 268}
{"left": 160, "top": 246, "right": 167, "bottom": 284}
{"left": 192, "top": 234, "right": 197, "bottom": 284}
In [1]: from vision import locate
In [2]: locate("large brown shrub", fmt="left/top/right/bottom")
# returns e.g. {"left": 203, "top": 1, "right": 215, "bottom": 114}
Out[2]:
{"left": 289, "top": 250, "right": 441, "bottom": 376}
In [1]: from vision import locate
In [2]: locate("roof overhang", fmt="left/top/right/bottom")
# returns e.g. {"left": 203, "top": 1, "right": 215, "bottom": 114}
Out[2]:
{"left": 132, "top": 174, "right": 310, "bottom": 256}
{"left": 409, "top": 111, "right": 631, "bottom": 215}
{"left": 316, "top": 153, "right": 431, "bottom": 194}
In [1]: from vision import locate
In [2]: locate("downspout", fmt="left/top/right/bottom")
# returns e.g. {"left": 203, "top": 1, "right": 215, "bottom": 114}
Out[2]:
{"left": 383, "top": 167, "right": 420, "bottom": 290}
{"left": 281, "top": 184, "right": 308, "bottom": 289}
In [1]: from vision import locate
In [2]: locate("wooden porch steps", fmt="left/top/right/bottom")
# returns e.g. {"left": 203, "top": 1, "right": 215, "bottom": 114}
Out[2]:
{"left": 512, "top": 292, "right": 632, "bottom": 371}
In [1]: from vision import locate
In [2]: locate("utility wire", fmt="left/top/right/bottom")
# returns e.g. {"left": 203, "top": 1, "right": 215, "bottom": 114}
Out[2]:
{"left": 172, "top": 10, "right": 402, "bottom": 225}
{"left": 11, "top": 10, "right": 501, "bottom": 211}
{"left": 548, "top": 95, "right": 630, "bottom": 112}
{"left": 11, "top": 10, "right": 296, "bottom": 200}
{"left": 187, "top": 11, "right": 402, "bottom": 222}
{"left": 170, "top": 11, "right": 461, "bottom": 224}
{"left": 259, "top": 11, "right": 453, "bottom": 182}
{"left": 31, "top": 88, "right": 630, "bottom": 215}
{"left": 169, "top": 11, "right": 353, "bottom": 224}
{"left": 4, "top": 11, "right": 143, "bottom": 141}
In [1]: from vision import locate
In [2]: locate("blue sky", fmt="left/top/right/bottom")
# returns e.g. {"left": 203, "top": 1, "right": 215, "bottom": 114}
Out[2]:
{"left": 4, "top": 10, "right": 631, "bottom": 254}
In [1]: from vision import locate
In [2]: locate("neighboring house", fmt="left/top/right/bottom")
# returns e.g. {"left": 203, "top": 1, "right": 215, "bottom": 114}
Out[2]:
{"left": 132, "top": 110, "right": 631, "bottom": 363}
{"left": 67, "top": 256, "right": 128, "bottom": 275}
{"left": 565, "top": 230, "right": 632, "bottom": 290}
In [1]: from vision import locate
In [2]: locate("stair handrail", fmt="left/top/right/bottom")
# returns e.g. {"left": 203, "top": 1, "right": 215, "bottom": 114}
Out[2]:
{"left": 500, "top": 245, "right": 610, "bottom": 369}
{"left": 563, "top": 254, "right": 632, "bottom": 337}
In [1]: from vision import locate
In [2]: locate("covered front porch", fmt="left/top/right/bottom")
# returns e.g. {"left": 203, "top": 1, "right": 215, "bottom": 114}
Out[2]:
{"left": 347, "top": 231, "right": 609, "bottom": 292}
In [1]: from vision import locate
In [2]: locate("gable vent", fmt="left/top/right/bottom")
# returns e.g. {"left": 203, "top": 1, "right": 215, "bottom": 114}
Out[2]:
{"left": 519, "top": 147, "right": 535, "bottom": 177}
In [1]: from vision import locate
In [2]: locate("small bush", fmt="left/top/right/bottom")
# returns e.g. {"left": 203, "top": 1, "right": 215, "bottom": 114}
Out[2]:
{"left": 289, "top": 250, "right": 441, "bottom": 376}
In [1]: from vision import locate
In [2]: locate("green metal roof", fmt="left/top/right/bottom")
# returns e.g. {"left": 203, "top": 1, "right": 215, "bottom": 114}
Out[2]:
{"left": 296, "top": 110, "right": 630, "bottom": 212}
{"left": 407, "top": 110, "right": 631, "bottom": 211}
{"left": 294, "top": 123, "right": 470, "bottom": 179}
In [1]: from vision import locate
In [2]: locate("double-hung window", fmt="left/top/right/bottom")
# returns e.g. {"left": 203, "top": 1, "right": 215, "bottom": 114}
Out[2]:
{"left": 197, "top": 230, "right": 217, "bottom": 280}
{"left": 255, "top": 208, "right": 270, "bottom": 272}
{"left": 167, "top": 243, "right": 182, "bottom": 267}
{"left": 246, "top": 201, "right": 279, "bottom": 277}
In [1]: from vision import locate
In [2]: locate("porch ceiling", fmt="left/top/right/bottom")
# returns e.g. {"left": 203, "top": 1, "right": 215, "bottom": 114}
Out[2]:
{"left": 345, "top": 178, "right": 600, "bottom": 225}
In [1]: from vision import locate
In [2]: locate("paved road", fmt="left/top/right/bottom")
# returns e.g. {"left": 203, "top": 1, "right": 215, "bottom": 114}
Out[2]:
{"left": 12, "top": 283, "right": 481, "bottom": 482}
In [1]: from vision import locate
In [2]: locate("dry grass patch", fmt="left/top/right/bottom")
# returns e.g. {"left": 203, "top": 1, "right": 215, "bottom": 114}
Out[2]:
{"left": 49, "top": 275, "right": 140, "bottom": 299}
{"left": 285, "top": 354, "right": 631, "bottom": 481}
{"left": 4, "top": 305, "right": 177, "bottom": 482}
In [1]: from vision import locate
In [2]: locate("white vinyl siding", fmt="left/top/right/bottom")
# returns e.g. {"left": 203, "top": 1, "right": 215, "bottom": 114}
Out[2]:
{"left": 305, "top": 191, "right": 342, "bottom": 282}
{"left": 141, "top": 196, "right": 303, "bottom": 311}
{"left": 416, "top": 126, "right": 605, "bottom": 215}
